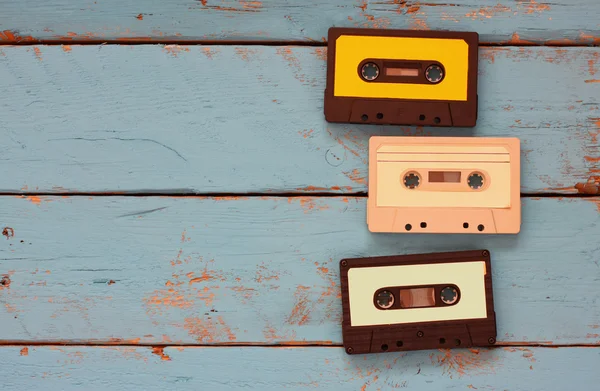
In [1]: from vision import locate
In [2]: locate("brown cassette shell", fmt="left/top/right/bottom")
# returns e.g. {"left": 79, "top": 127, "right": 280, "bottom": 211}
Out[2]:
{"left": 324, "top": 28, "right": 479, "bottom": 127}
{"left": 340, "top": 250, "right": 496, "bottom": 355}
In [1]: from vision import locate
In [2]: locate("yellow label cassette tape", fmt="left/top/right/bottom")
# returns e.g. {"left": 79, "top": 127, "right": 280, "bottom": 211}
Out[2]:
{"left": 324, "top": 28, "right": 479, "bottom": 127}
{"left": 368, "top": 136, "right": 521, "bottom": 234}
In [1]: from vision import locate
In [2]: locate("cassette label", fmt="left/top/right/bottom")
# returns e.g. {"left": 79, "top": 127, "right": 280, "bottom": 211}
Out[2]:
{"left": 340, "top": 250, "right": 497, "bottom": 355}
{"left": 348, "top": 262, "right": 487, "bottom": 326}
{"left": 334, "top": 36, "right": 469, "bottom": 101}
{"left": 368, "top": 137, "right": 521, "bottom": 234}
{"left": 324, "top": 28, "right": 479, "bottom": 127}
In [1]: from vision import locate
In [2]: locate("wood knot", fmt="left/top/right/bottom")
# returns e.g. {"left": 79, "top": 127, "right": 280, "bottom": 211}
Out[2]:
{"left": 0, "top": 275, "right": 11, "bottom": 288}
{"left": 2, "top": 227, "right": 14, "bottom": 239}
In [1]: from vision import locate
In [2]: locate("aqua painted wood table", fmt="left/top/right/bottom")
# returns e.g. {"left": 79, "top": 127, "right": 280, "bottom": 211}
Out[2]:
{"left": 1, "top": 1, "right": 599, "bottom": 390}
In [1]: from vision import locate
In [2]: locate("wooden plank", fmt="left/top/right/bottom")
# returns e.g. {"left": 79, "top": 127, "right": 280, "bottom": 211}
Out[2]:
{"left": 1, "top": 345, "right": 599, "bottom": 390}
{"left": 1, "top": 196, "right": 599, "bottom": 344}
{"left": 0, "top": 46, "right": 598, "bottom": 194}
{"left": 1, "top": 0, "right": 599, "bottom": 45}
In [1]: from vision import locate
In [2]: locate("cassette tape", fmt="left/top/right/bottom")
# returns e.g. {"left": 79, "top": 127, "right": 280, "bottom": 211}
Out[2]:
{"left": 324, "top": 28, "right": 479, "bottom": 127}
{"left": 368, "top": 136, "right": 521, "bottom": 234}
{"left": 340, "top": 250, "right": 497, "bottom": 355}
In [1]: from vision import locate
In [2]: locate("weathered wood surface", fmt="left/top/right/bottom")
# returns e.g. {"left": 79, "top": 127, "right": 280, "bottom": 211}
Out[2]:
{"left": 1, "top": 196, "right": 599, "bottom": 344}
{"left": 2, "top": 346, "right": 599, "bottom": 390}
{"left": 0, "top": 46, "right": 598, "bottom": 195}
{"left": 1, "top": 0, "right": 599, "bottom": 45}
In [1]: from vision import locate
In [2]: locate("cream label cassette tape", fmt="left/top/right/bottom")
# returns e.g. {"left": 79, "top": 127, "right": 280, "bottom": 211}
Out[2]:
{"left": 368, "top": 136, "right": 521, "bottom": 234}
{"left": 324, "top": 28, "right": 479, "bottom": 127}
{"left": 340, "top": 250, "right": 497, "bottom": 355}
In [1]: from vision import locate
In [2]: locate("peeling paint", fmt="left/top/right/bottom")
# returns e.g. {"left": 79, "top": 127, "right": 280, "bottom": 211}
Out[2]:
{"left": 151, "top": 347, "right": 171, "bottom": 361}
{"left": 20, "top": 347, "right": 28, "bottom": 356}
{"left": 256, "top": 263, "right": 279, "bottom": 284}
{"left": 430, "top": 349, "right": 498, "bottom": 378}
{"left": 295, "top": 186, "right": 354, "bottom": 192}
{"left": 287, "top": 285, "right": 312, "bottom": 325}
{"left": 33, "top": 47, "right": 43, "bottom": 61}
{"left": 184, "top": 316, "right": 236, "bottom": 342}
{"left": 519, "top": 0, "right": 551, "bottom": 14}
{"left": 163, "top": 45, "right": 190, "bottom": 57}
{"left": 313, "top": 48, "right": 327, "bottom": 61}
{"left": 357, "top": 0, "right": 391, "bottom": 29}
{"left": 0, "top": 30, "right": 36, "bottom": 43}
{"left": 234, "top": 47, "right": 259, "bottom": 61}
{"left": 507, "top": 32, "right": 535, "bottom": 45}
{"left": 343, "top": 169, "right": 367, "bottom": 185}
{"left": 287, "top": 197, "right": 330, "bottom": 213}
{"left": 202, "top": 47, "right": 219, "bottom": 59}
{"left": 298, "top": 129, "right": 314, "bottom": 139}
{"left": 276, "top": 47, "right": 318, "bottom": 86}
{"left": 465, "top": 4, "right": 511, "bottom": 20}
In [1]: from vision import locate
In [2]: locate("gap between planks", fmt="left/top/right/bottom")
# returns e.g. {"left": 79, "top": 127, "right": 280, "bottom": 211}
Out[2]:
{"left": 0, "top": 192, "right": 596, "bottom": 198}
{"left": 0, "top": 39, "right": 598, "bottom": 48}
{"left": 0, "top": 341, "right": 598, "bottom": 349}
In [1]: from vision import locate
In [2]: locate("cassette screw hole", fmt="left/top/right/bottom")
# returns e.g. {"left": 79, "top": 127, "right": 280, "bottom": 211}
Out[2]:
{"left": 441, "top": 287, "right": 459, "bottom": 305}
{"left": 440, "top": 338, "right": 446, "bottom": 344}
{"left": 346, "top": 347, "right": 354, "bottom": 354}
{"left": 482, "top": 250, "right": 489, "bottom": 257}
{"left": 478, "top": 224, "right": 485, "bottom": 232}
{"left": 488, "top": 337, "right": 496, "bottom": 344}
{"left": 361, "top": 62, "right": 380, "bottom": 81}
{"left": 381, "top": 344, "right": 388, "bottom": 351}
{"left": 425, "top": 64, "right": 444, "bottom": 83}
{"left": 361, "top": 114, "right": 368, "bottom": 121}
{"left": 434, "top": 117, "right": 441, "bottom": 124}
{"left": 375, "top": 290, "right": 395, "bottom": 309}
{"left": 468, "top": 173, "right": 484, "bottom": 190}
{"left": 405, "top": 224, "right": 412, "bottom": 231}
{"left": 417, "top": 331, "right": 424, "bottom": 338}
{"left": 403, "top": 172, "right": 420, "bottom": 189}
{"left": 341, "top": 260, "right": 348, "bottom": 267}
{"left": 419, "top": 114, "right": 426, "bottom": 121}
{"left": 420, "top": 222, "right": 427, "bottom": 228}
{"left": 455, "top": 339, "right": 461, "bottom": 346}
{"left": 396, "top": 341, "right": 403, "bottom": 347}
{"left": 463, "top": 222, "right": 469, "bottom": 229}
{"left": 376, "top": 112, "right": 384, "bottom": 119}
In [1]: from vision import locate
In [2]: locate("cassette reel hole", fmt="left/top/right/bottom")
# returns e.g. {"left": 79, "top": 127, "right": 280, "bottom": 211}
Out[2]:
{"left": 403, "top": 172, "right": 420, "bottom": 189}
{"left": 463, "top": 222, "right": 469, "bottom": 229}
{"left": 376, "top": 112, "right": 384, "bottom": 119}
{"left": 441, "top": 286, "right": 459, "bottom": 305}
{"left": 396, "top": 341, "right": 403, "bottom": 347}
{"left": 375, "top": 290, "right": 395, "bottom": 309}
{"left": 361, "top": 114, "right": 368, "bottom": 121}
{"left": 425, "top": 64, "right": 444, "bottom": 84}
{"left": 434, "top": 117, "right": 441, "bottom": 124}
{"left": 468, "top": 173, "right": 484, "bottom": 190}
{"left": 405, "top": 224, "right": 412, "bottom": 231}
{"left": 420, "top": 222, "right": 427, "bottom": 228}
{"left": 381, "top": 344, "right": 388, "bottom": 351}
{"left": 360, "top": 62, "right": 380, "bottom": 81}
{"left": 478, "top": 224, "right": 485, "bottom": 232}
{"left": 455, "top": 339, "right": 461, "bottom": 346}
{"left": 419, "top": 114, "right": 426, "bottom": 121}
{"left": 439, "top": 338, "right": 446, "bottom": 344}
